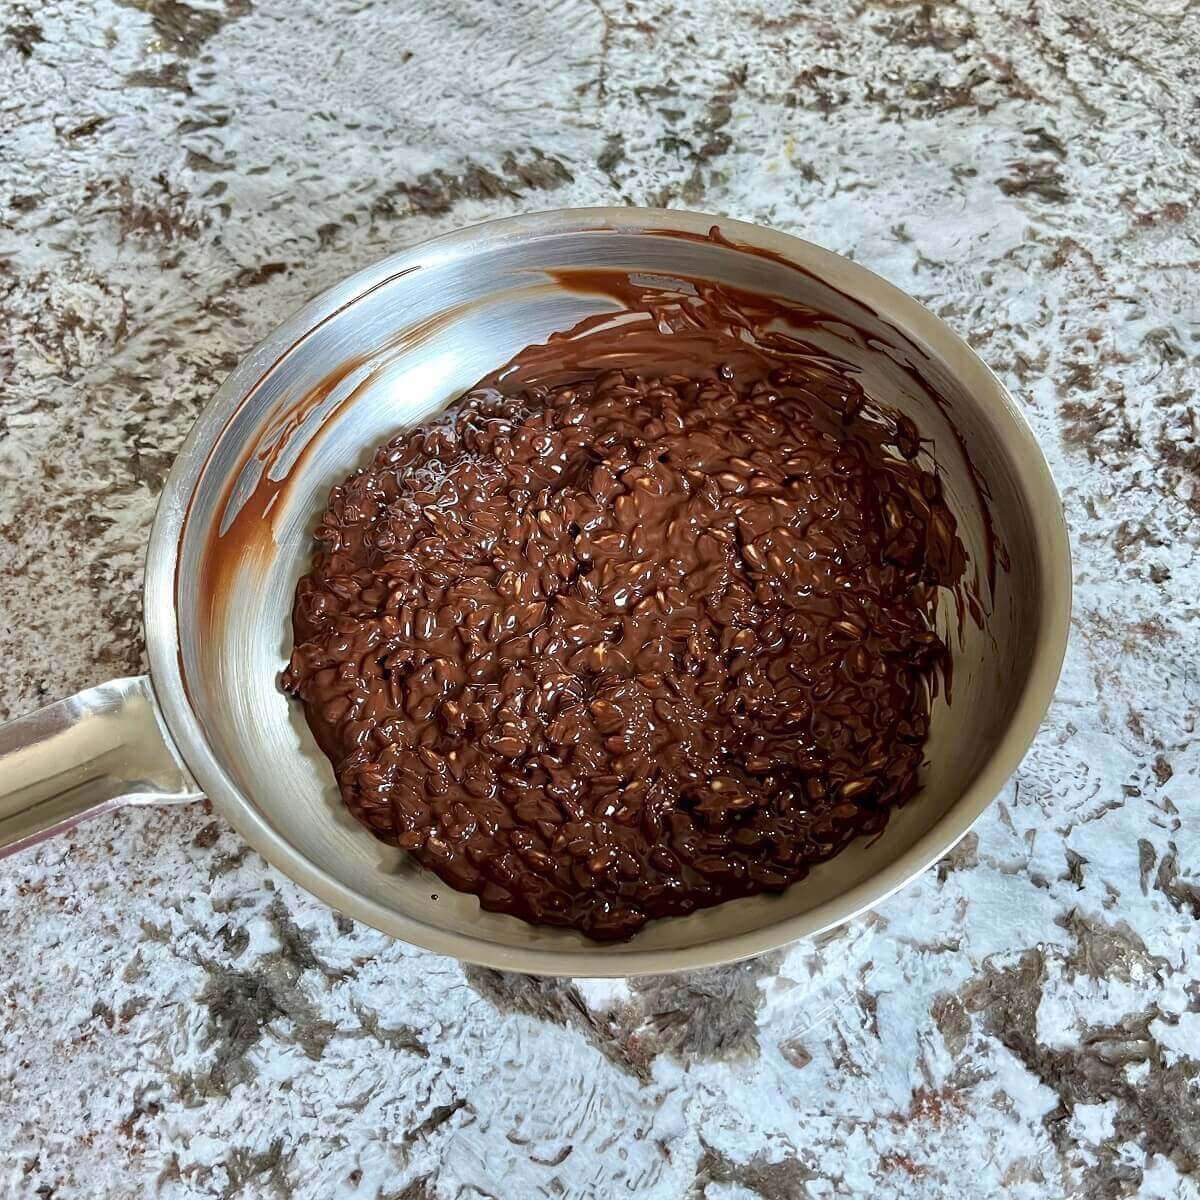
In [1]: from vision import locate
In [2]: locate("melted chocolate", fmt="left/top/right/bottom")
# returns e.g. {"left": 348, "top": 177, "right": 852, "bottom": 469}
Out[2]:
{"left": 280, "top": 273, "right": 968, "bottom": 940}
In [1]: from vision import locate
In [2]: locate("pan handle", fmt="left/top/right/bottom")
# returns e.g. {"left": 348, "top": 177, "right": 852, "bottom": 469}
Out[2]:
{"left": 0, "top": 675, "right": 203, "bottom": 858}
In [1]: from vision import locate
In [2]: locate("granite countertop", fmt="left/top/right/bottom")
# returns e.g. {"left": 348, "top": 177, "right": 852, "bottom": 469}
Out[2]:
{"left": 2, "top": 1, "right": 1198, "bottom": 1197}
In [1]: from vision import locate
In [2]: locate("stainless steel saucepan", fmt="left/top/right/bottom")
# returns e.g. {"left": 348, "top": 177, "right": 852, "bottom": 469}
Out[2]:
{"left": 0, "top": 209, "right": 1071, "bottom": 976}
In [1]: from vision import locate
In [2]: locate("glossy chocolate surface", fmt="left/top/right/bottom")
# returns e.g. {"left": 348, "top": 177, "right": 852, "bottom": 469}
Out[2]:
{"left": 282, "top": 274, "right": 967, "bottom": 940}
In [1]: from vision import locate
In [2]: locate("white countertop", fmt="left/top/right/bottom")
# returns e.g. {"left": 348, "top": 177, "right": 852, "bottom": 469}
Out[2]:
{"left": 1, "top": 1, "right": 1198, "bottom": 1196}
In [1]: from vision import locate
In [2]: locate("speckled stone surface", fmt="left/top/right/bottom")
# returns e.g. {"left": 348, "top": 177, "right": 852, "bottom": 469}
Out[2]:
{"left": 1, "top": 1, "right": 1198, "bottom": 1197}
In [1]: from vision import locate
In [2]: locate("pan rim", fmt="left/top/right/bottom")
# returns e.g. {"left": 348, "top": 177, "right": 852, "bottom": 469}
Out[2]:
{"left": 144, "top": 206, "right": 1072, "bottom": 977}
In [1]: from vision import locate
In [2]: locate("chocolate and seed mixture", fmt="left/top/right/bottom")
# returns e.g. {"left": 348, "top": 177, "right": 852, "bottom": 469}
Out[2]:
{"left": 281, "top": 275, "right": 967, "bottom": 940}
